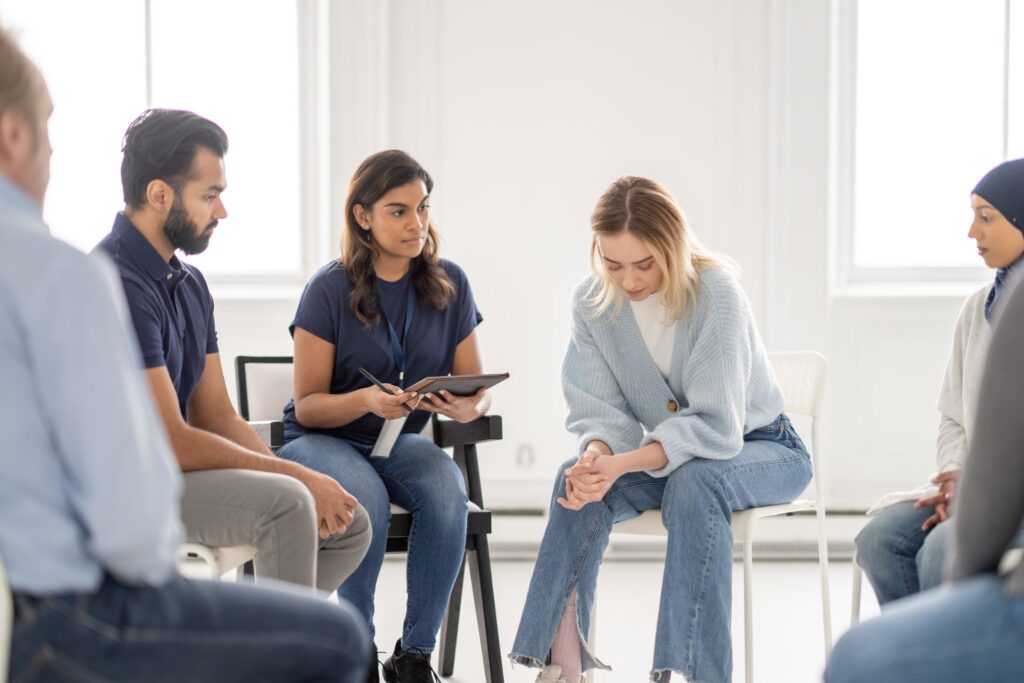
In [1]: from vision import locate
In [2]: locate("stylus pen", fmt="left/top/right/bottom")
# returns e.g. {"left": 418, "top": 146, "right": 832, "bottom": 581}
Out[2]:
{"left": 358, "top": 367, "right": 414, "bottom": 413}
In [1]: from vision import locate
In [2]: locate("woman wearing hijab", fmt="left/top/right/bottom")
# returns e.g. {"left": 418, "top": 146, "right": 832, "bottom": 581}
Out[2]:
{"left": 853, "top": 158, "right": 1024, "bottom": 605}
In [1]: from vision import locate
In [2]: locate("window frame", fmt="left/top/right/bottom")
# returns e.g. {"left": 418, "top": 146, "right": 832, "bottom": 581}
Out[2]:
{"left": 180, "top": 0, "right": 330, "bottom": 289}
{"left": 835, "top": 0, "right": 1011, "bottom": 288}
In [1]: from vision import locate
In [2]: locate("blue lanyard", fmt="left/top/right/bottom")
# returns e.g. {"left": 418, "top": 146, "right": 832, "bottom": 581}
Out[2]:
{"left": 379, "top": 285, "right": 415, "bottom": 388}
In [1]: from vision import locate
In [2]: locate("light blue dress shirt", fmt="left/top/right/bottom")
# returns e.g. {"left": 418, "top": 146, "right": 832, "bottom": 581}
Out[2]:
{"left": 0, "top": 176, "right": 182, "bottom": 594}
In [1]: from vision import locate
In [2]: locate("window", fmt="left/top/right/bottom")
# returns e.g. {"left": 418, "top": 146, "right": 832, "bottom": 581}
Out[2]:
{"left": 0, "top": 0, "right": 306, "bottom": 279}
{"left": 839, "top": 0, "right": 1024, "bottom": 280}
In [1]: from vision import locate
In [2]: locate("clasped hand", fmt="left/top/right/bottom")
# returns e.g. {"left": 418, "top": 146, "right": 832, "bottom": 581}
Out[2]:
{"left": 913, "top": 470, "right": 960, "bottom": 531}
{"left": 557, "top": 449, "right": 623, "bottom": 511}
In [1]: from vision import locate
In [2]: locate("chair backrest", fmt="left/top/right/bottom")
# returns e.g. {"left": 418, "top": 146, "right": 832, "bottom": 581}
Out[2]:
{"left": 236, "top": 356, "right": 295, "bottom": 422}
{"left": 1, "top": 551, "right": 11, "bottom": 683}
{"left": 768, "top": 351, "right": 828, "bottom": 503}
{"left": 768, "top": 351, "right": 827, "bottom": 420}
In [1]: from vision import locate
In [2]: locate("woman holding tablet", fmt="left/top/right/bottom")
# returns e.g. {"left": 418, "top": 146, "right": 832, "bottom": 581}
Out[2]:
{"left": 508, "top": 177, "right": 812, "bottom": 683}
{"left": 278, "top": 150, "right": 490, "bottom": 683}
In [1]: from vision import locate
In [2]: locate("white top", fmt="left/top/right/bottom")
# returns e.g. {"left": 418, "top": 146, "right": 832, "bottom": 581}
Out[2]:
{"left": 867, "top": 284, "right": 992, "bottom": 515}
{"left": 935, "top": 284, "right": 992, "bottom": 472}
{"left": 629, "top": 293, "right": 678, "bottom": 379}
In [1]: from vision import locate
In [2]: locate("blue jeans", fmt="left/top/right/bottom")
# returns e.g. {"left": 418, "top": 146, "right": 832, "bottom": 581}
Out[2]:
{"left": 853, "top": 501, "right": 951, "bottom": 605}
{"left": 10, "top": 573, "right": 369, "bottom": 682}
{"left": 278, "top": 432, "right": 468, "bottom": 652}
{"left": 824, "top": 574, "right": 1024, "bottom": 682}
{"left": 510, "top": 415, "right": 813, "bottom": 683}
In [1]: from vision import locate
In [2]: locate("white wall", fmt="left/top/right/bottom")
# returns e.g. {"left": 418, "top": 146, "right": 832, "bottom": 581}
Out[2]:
{"left": 213, "top": 0, "right": 983, "bottom": 511}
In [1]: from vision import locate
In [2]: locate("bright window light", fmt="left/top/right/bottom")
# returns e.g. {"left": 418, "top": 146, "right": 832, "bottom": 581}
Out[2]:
{"left": 149, "top": 0, "right": 301, "bottom": 276}
{"left": 0, "top": 0, "right": 302, "bottom": 277}
{"left": 0, "top": 1, "right": 147, "bottom": 253}
{"left": 853, "top": 0, "right": 1007, "bottom": 270}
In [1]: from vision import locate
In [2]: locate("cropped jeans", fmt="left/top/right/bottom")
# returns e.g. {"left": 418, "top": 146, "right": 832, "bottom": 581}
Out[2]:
{"left": 510, "top": 414, "right": 813, "bottom": 683}
{"left": 278, "top": 432, "right": 468, "bottom": 653}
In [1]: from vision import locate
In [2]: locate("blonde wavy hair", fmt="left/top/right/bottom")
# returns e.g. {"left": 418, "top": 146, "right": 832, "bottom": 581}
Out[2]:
{"left": 587, "top": 176, "right": 733, "bottom": 322}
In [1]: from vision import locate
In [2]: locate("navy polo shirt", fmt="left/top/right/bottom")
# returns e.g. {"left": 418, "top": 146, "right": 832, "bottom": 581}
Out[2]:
{"left": 93, "top": 213, "right": 218, "bottom": 418}
{"left": 283, "top": 259, "right": 482, "bottom": 445}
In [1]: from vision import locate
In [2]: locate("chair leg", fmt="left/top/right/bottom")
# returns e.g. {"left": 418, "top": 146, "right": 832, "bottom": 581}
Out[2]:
{"left": 586, "top": 593, "right": 597, "bottom": 683}
{"left": 816, "top": 509, "right": 833, "bottom": 653}
{"left": 468, "top": 535, "right": 504, "bottom": 683}
{"left": 438, "top": 555, "right": 467, "bottom": 677}
{"left": 743, "top": 539, "right": 754, "bottom": 683}
{"left": 850, "top": 552, "right": 862, "bottom": 627}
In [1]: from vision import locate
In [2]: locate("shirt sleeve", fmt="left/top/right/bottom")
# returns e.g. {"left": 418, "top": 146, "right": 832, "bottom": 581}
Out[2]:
{"left": 191, "top": 267, "right": 219, "bottom": 354}
{"left": 935, "top": 295, "right": 973, "bottom": 473}
{"left": 562, "top": 286, "right": 644, "bottom": 455}
{"left": 291, "top": 270, "right": 340, "bottom": 344}
{"left": 206, "top": 301, "right": 219, "bottom": 354}
{"left": 27, "top": 252, "right": 183, "bottom": 585}
{"left": 453, "top": 265, "right": 483, "bottom": 343}
{"left": 951, "top": 282, "right": 1024, "bottom": 582}
{"left": 641, "top": 275, "right": 754, "bottom": 478}
{"left": 120, "top": 279, "right": 168, "bottom": 369}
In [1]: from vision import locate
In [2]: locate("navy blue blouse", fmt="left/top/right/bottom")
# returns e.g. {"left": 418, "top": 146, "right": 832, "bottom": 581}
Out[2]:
{"left": 282, "top": 259, "right": 482, "bottom": 445}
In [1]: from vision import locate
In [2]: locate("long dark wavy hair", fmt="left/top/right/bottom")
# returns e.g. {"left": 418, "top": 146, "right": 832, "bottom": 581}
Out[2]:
{"left": 341, "top": 150, "right": 454, "bottom": 328}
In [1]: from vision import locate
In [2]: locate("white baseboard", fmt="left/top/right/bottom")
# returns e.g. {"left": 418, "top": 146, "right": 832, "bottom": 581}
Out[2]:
{"left": 486, "top": 511, "right": 870, "bottom": 561}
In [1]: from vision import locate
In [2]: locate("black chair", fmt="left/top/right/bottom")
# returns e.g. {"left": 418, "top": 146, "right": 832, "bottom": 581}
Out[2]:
{"left": 236, "top": 356, "right": 504, "bottom": 683}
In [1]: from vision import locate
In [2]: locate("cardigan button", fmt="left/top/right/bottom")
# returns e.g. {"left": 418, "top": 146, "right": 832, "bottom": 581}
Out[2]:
{"left": 667, "top": 400, "right": 678, "bottom": 413}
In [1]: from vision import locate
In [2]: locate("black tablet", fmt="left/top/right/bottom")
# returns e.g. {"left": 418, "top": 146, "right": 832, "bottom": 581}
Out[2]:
{"left": 407, "top": 372, "right": 509, "bottom": 397}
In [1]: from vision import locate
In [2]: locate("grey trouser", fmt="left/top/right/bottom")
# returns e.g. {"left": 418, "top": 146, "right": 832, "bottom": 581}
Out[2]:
{"left": 181, "top": 469, "right": 372, "bottom": 593}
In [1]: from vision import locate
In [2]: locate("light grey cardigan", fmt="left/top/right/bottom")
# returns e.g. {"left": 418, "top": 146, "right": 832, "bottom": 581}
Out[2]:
{"left": 562, "top": 268, "right": 784, "bottom": 478}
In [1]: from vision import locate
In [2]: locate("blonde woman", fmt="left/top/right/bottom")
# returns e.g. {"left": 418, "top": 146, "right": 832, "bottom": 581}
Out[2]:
{"left": 509, "top": 177, "right": 813, "bottom": 683}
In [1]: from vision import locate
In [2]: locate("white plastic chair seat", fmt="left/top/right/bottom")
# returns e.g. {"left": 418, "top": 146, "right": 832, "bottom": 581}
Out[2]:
{"left": 613, "top": 499, "right": 818, "bottom": 542}
{"left": 390, "top": 502, "right": 483, "bottom": 515}
{"left": 180, "top": 543, "right": 255, "bottom": 580}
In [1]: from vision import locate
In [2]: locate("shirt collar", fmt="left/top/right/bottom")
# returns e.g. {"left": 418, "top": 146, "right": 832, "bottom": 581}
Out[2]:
{"left": 112, "top": 212, "right": 187, "bottom": 283}
{"left": 0, "top": 176, "right": 46, "bottom": 234}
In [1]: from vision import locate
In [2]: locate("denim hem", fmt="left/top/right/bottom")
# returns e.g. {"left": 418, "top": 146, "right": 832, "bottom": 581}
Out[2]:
{"left": 651, "top": 667, "right": 707, "bottom": 683}
{"left": 575, "top": 613, "right": 610, "bottom": 673}
{"left": 508, "top": 652, "right": 545, "bottom": 669}
{"left": 508, "top": 652, "right": 612, "bottom": 675}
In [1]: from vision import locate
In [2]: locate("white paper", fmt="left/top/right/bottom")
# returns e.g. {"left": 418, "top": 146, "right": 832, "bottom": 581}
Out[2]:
{"left": 371, "top": 416, "right": 407, "bottom": 458}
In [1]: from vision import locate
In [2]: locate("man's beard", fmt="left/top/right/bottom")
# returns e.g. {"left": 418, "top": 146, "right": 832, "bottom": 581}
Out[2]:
{"left": 163, "top": 197, "right": 217, "bottom": 255}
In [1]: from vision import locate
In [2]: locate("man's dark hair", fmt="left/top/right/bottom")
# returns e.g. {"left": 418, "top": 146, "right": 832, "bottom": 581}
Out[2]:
{"left": 120, "top": 109, "right": 228, "bottom": 209}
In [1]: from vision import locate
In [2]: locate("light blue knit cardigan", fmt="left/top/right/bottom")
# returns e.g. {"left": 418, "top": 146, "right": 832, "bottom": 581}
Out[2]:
{"left": 562, "top": 267, "right": 784, "bottom": 478}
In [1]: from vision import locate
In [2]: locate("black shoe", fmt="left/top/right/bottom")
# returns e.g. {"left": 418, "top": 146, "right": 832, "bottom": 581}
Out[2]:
{"left": 381, "top": 639, "right": 441, "bottom": 683}
{"left": 366, "top": 642, "right": 381, "bottom": 683}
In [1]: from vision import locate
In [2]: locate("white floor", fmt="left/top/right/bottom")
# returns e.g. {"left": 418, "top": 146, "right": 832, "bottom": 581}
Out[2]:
{"left": 370, "top": 558, "right": 880, "bottom": 683}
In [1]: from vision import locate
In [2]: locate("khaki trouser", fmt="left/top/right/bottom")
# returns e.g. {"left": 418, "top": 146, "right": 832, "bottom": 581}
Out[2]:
{"left": 180, "top": 469, "right": 371, "bottom": 593}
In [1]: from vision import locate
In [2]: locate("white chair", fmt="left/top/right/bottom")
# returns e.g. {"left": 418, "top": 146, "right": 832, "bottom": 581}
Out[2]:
{"left": 850, "top": 552, "right": 864, "bottom": 626}
{"left": 179, "top": 543, "right": 255, "bottom": 581}
{"left": 588, "top": 351, "right": 832, "bottom": 683}
{"left": 1, "top": 552, "right": 10, "bottom": 683}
